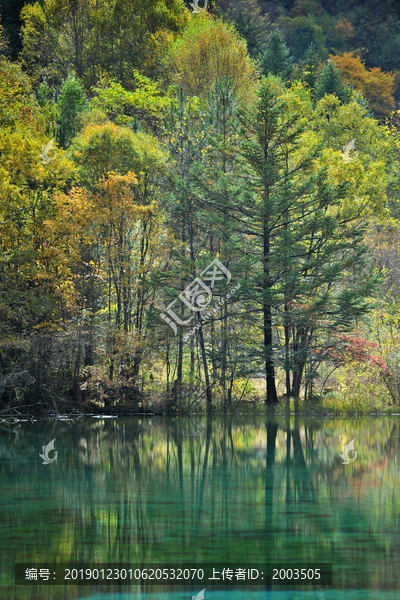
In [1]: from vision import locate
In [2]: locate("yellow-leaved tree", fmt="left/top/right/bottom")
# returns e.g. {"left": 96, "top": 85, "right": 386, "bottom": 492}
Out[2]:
{"left": 330, "top": 52, "right": 395, "bottom": 120}
{"left": 20, "top": 0, "right": 188, "bottom": 88}
{"left": 47, "top": 170, "right": 174, "bottom": 407}
{"left": 44, "top": 122, "right": 174, "bottom": 406}
{"left": 0, "top": 57, "right": 75, "bottom": 336}
{"left": 165, "top": 13, "right": 259, "bottom": 104}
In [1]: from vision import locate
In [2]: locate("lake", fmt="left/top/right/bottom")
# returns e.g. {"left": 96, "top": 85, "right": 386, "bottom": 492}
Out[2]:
{"left": 1, "top": 415, "right": 400, "bottom": 600}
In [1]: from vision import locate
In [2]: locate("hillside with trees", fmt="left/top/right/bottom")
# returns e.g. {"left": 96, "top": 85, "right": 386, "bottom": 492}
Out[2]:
{"left": 1, "top": 0, "right": 400, "bottom": 415}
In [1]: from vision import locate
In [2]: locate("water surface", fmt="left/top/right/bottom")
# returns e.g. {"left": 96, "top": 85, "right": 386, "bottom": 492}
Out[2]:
{"left": 1, "top": 414, "right": 400, "bottom": 600}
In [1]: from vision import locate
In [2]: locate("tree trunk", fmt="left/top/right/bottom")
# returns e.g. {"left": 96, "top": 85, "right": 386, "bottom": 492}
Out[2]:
{"left": 174, "top": 336, "right": 183, "bottom": 408}
{"left": 284, "top": 303, "right": 291, "bottom": 397}
{"left": 198, "top": 321, "right": 212, "bottom": 412}
{"left": 264, "top": 219, "right": 278, "bottom": 405}
{"left": 221, "top": 302, "right": 228, "bottom": 403}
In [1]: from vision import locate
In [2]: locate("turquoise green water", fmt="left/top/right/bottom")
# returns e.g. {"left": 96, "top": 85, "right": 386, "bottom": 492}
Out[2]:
{"left": 1, "top": 415, "right": 400, "bottom": 600}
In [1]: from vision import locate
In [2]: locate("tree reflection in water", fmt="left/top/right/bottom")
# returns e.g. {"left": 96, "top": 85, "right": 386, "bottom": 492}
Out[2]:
{"left": 1, "top": 415, "right": 400, "bottom": 599}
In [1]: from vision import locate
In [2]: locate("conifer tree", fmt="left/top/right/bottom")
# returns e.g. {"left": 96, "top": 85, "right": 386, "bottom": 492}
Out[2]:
{"left": 56, "top": 75, "right": 87, "bottom": 148}
{"left": 204, "top": 77, "right": 241, "bottom": 404}
{"left": 219, "top": 0, "right": 269, "bottom": 58}
{"left": 260, "top": 29, "right": 294, "bottom": 80}
{"left": 314, "top": 59, "right": 351, "bottom": 103}
{"left": 300, "top": 42, "right": 321, "bottom": 94}
{"left": 221, "top": 77, "right": 380, "bottom": 402}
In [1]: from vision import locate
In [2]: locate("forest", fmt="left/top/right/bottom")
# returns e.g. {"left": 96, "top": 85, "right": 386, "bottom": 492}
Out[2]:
{"left": 1, "top": 0, "right": 400, "bottom": 415}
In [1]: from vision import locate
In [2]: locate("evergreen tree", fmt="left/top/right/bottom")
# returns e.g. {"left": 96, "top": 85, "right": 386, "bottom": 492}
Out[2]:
{"left": 300, "top": 42, "right": 321, "bottom": 93}
{"left": 37, "top": 78, "right": 58, "bottom": 137}
{"left": 218, "top": 77, "right": 380, "bottom": 403}
{"left": 260, "top": 29, "right": 294, "bottom": 79}
{"left": 314, "top": 59, "right": 351, "bottom": 103}
{"left": 56, "top": 75, "right": 87, "bottom": 148}
{"left": 218, "top": 0, "right": 269, "bottom": 58}
{"left": 204, "top": 77, "right": 241, "bottom": 405}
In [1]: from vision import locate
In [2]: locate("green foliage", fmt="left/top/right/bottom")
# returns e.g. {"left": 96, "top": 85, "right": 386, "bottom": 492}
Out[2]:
{"left": 70, "top": 122, "right": 167, "bottom": 190}
{"left": 231, "top": 77, "right": 383, "bottom": 399}
{"left": 0, "top": 56, "right": 37, "bottom": 128}
{"left": 314, "top": 60, "right": 351, "bottom": 103}
{"left": 19, "top": 0, "right": 188, "bottom": 89}
{"left": 217, "top": 0, "right": 269, "bottom": 58}
{"left": 166, "top": 13, "right": 259, "bottom": 105}
{"left": 37, "top": 77, "right": 58, "bottom": 136}
{"left": 3, "top": 0, "right": 400, "bottom": 413}
{"left": 260, "top": 29, "right": 294, "bottom": 80}
{"left": 19, "top": 1, "right": 54, "bottom": 87}
{"left": 277, "top": 14, "right": 327, "bottom": 61}
{"left": 90, "top": 73, "right": 172, "bottom": 133}
{"left": 299, "top": 42, "right": 321, "bottom": 92}
{"left": 56, "top": 75, "right": 88, "bottom": 148}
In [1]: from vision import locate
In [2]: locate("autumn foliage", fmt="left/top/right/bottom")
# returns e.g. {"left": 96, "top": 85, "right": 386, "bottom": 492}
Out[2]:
{"left": 3, "top": 0, "right": 400, "bottom": 413}
{"left": 314, "top": 333, "right": 390, "bottom": 375}
{"left": 330, "top": 52, "right": 395, "bottom": 119}
{"left": 166, "top": 14, "right": 259, "bottom": 105}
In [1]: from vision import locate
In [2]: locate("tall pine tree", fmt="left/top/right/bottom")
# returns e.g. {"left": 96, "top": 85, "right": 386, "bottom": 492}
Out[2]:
{"left": 224, "top": 77, "right": 380, "bottom": 403}
{"left": 260, "top": 29, "right": 294, "bottom": 80}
